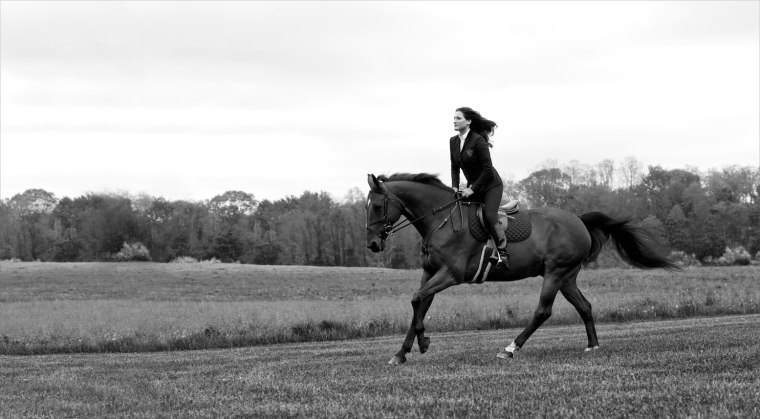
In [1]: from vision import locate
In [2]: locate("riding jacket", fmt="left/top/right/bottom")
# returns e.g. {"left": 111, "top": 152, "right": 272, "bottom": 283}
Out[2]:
{"left": 450, "top": 131, "right": 502, "bottom": 195}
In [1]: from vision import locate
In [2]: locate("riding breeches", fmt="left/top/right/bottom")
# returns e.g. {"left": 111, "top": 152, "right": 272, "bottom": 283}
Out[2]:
{"left": 473, "top": 185, "right": 507, "bottom": 252}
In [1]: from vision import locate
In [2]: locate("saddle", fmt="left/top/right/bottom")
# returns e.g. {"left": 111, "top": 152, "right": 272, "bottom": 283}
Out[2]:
{"left": 467, "top": 200, "right": 532, "bottom": 243}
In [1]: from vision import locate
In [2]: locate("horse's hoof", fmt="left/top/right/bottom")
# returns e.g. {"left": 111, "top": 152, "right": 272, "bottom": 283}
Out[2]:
{"left": 584, "top": 346, "right": 600, "bottom": 352}
{"left": 498, "top": 342, "right": 520, "bottom": 359}
{"left": 388, "top": 355, "right": 406, "bottom": 365}
{"left": 418, "top": 337, "right": 431, "bottom": 354}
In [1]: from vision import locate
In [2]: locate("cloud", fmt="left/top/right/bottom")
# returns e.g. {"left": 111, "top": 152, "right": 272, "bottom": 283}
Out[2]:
{"left": 1, "top": 1, "right": 758, "bottom": 201}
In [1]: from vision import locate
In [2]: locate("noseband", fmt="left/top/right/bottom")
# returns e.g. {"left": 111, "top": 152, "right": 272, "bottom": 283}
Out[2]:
{"left": 366, "top": 192, "right": 407, "bottom": 240}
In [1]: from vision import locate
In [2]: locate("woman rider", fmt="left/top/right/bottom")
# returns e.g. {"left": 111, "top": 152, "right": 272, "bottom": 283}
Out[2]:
{"left": 450, "top": 107, "right": 509, "bottom": 269}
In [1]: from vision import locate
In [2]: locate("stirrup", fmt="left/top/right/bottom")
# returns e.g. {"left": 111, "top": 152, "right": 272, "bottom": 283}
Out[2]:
{"left": 490, "top": 251, "right": 510, "bottom": 270}
{"left": 497, "top": 250, "right": 510, "bottom": 270}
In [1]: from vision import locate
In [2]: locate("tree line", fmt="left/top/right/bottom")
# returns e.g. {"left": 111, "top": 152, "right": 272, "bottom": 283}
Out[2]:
{"left": 1, "top": 159, "right": 758, "bottom": 267}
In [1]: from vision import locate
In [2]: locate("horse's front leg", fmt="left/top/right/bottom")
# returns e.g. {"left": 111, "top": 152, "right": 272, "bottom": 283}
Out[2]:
{"left": 389, "top": 295, "right": 437, "bottom": 365}
{"left": 389, "top": 270, "right": 433, "bottom": 365}
{"left": 389, "top": 300, "right": 422, "bottom": 365}
{"left": 414, "top": 295, "right": 435, "bottom": 354}
{"left": 389, "top": 267, "right": 456, "bottom": 365}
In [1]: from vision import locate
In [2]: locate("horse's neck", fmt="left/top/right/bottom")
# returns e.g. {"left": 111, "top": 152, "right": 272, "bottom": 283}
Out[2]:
{"left": 389, "top": 182, "right": 452, "bottom": 238}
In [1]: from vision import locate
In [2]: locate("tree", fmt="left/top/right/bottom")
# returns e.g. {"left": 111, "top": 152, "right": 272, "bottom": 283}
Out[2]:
{"left": 277, "top": 208, "right": 308, "bottom": 265}
{"left": 213, "top": 230, "right": 242, "bottom": 263}
{"left": 300, "top": 192, "right": 334, "bottom": 265}
{"left": 563, "top": 160, "right": 596, "bottom": 186}
{"left": 618, "top": 156, "right": 644, "bottom": 190}
{"left": 253, "top": 242, "right": 281, "bottom": 265}
{"left": 535, "top": 159, "right": 559, "bottom": 171}
{"left": 165, "top": 200, "right": 214, "bottom": 260}
{"left": 686, "top": 215, "right": 725, "bottom": 260}
{"left": 208, "top": 190, "right": 258, "bottom": 227}
{"left": 664, "top": 204, "right": 689, "bottom": 254}
{"left": 518, "top": 168, "right": 572, "bottom": 208}
{"left": 0, "top": 199, "right": 18, "bottom": 259}
{"left": 501, "top": 176, "right": 520, "bottom": 203}
{"left": 681, "top": 182, "right": 710, "bottom": 220}
{"left": 342, "top": 187, "right": 365, "bottom": 205}
{"left": 140, "top": 198, "right": 174, "bottom": 262}
{"left": 4, "top": 161, "right": 755, "bottom": 267}
{"left": 565, "top": 183, "right": 612, "bottom": 214}
{"left": 705, "top": 166, "right": 759, "bottom": 204}
{"left": 9, "top": 189, "right": 58, "bottom": 215}
{"left": 9, "top": 189, "right": 58, "bottom": 260}
{"left": 52, "top": 197, "right": 81, "bottom": 261}
{"left": 639, "top": 165, "right": 701, "bottom": 221}
{"left": 745, "top": 203, "right": 760, "bottom": 255}
{"left": 642, "top": 214, "right": 668, "bottom": 248}
{"left": 596, "top": 159, "right": 615, "bottom": 189}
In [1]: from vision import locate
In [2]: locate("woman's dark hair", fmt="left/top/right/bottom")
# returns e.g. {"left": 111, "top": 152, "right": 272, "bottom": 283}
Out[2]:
{"left": 456, "top": 107, "right": 498, "bottom": 146}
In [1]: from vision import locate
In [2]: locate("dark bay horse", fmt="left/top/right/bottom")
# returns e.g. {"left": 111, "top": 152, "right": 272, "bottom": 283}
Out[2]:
{"left": 365, "top": 173, "right": 678, "bottom": 365}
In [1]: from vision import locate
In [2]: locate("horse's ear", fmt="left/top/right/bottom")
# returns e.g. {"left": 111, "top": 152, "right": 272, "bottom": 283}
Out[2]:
{"left": 367, "top": 174, "right": 383, "bottom": 192}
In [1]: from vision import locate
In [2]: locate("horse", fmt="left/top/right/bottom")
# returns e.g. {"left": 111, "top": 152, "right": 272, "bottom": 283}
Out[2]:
{"left": 365, "top": 173, "right": 679, "bottom": 365}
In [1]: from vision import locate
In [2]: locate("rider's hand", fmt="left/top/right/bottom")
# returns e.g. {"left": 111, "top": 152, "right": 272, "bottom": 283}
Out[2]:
{"left": 462, "top": 187, "right": 474, "bottom": 198}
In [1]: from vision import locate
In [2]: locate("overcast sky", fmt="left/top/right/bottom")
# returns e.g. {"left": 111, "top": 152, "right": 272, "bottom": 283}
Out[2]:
{"left": 1, "top": 1, "right": 758, "bottom": 203}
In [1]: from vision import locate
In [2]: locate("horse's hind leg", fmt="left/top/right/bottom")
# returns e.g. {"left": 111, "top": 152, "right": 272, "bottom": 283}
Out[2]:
{"left": 498, "top": 266, "right": 578, "bottom": 359}
{"left": 560, "top": 276, "right": 599, "bottom": 351}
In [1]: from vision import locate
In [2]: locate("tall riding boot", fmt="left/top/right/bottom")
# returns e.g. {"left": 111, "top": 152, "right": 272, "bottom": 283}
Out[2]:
{"left": 487, "top": 221, "right": 510, "bottom": 270}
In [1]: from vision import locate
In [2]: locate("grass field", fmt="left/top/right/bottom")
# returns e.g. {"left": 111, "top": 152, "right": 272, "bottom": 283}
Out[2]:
{"left": 1, "top": 315, "right": 758, "bottom": 417}
{"left": 1, "top": 262, "right": 758, "bottom": 355}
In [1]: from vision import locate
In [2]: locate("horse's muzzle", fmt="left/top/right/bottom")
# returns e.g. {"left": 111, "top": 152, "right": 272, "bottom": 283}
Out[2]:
{"left": 367, "top": 239, "right": 385, "bottom": 253}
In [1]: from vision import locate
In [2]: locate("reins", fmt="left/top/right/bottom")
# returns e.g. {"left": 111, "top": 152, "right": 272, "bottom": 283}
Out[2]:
{"left": 366, "top": 191, "right": 466, "bottom": 246}
{"left": 390, "top": 195, "right": 465, "bottom": 235}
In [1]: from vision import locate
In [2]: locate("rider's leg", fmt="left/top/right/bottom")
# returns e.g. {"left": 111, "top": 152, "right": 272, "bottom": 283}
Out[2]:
{"left": 482, "top": 185, "right": 509, "bottom": 269}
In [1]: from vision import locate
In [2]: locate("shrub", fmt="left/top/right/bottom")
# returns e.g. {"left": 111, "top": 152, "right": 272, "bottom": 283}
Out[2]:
{"left": 730, "top": 247, "right": 752, "bottom": 266}
{"left": 169, "top": 256, "right": 229, "bottom": 264}
{"left": 707, "top": 246, "right": 752, "bottom": 266}
{"left": 170, "top": 256, "right": 199, "bottom": 263}
{"left": 668, "top": 251, "right": 701, "bottom": 268}
{"left": 109, "top": 242, "right": 151, "bottom": 262}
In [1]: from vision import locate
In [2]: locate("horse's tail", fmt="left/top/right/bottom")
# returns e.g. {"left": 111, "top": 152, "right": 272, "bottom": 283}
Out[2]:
{"left": 579, "top": 211, "right": 680, "bottom": 271}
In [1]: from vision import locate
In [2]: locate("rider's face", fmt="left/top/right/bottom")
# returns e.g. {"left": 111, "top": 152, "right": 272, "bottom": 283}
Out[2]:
{"left": 454, "top": 111, "right": 470, "bottom": 133}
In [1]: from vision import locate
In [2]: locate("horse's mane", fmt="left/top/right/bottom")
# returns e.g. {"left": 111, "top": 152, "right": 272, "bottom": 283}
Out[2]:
{"left": 377, "top": 173, "right": 451, "bottom": 192}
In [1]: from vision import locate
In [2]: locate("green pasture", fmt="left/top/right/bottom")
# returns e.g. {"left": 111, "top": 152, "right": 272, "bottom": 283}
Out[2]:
{"left": 1, "top": 315, "right": 758, "bottom": 417}
{"left": 0, "top": 262, "right": 758, "bottom": 354}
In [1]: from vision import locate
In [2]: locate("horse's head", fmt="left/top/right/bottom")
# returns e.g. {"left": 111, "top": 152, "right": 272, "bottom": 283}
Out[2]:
{"left": 366, "top": 174, "right": 404, "bottom": 253}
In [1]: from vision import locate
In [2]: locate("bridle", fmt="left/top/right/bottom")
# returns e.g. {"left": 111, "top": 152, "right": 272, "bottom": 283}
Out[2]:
{"left": 366, "top": 189, "right": 465, "bottom": 245}
{"left": 365, "top": 192, "right": 408, "bottom": 241}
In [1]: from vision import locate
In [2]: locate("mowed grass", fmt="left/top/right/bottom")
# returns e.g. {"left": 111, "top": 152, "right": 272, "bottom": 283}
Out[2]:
{"left": 1, "top": 262, "right": 758, "bottom": 355}
{"left": 1, "top": 315, "right": 758, "bottom": 418}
